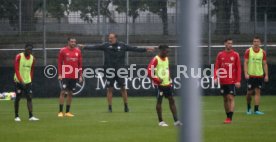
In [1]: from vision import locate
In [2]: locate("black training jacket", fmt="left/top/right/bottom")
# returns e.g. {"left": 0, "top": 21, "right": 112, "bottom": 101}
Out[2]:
{"left": 84, "top": 42, "right": 147, "bottom": 67}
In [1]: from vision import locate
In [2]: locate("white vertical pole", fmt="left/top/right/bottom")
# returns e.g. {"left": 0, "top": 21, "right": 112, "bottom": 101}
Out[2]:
{"left": 178, "top": 0, "right": 202, "bottom": 142}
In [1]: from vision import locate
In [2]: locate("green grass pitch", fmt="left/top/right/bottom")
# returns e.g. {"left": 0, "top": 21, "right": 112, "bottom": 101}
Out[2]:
{"left": 0, "top": 96, "right": 276, "bottom": 142}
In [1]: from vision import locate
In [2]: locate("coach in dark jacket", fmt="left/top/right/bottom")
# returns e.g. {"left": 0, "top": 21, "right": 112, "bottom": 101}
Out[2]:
{"left": 81, "top": 32, "right": 153, "bottom": 112}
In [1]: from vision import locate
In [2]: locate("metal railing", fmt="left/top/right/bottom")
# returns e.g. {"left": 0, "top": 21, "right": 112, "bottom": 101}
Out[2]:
{"left": 1, "top": 0, "right": 276, "bottom": 66}
{"left": 0, "top": 44, "right": 274, "bottom": 67}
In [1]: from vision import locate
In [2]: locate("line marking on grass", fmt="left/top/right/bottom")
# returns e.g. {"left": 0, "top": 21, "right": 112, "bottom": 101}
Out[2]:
{"left": 100, "top": 121, "right": 108, "bottom": 123}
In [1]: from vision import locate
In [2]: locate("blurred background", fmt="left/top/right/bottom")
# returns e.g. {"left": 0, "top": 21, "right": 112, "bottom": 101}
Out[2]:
{"left": 0, "top": 0, "right": 276, "bottom": 66}
{"left": 0, "top": 0, "right": 276, "bottom": 97}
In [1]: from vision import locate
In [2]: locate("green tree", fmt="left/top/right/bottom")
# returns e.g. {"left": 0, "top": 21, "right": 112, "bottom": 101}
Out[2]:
{"left": 203, "top": 0, "right": 240, "bottom": 34}
{"left": 46, "top": 0, "right": 69, "bottom": 23}
{"left": 251, "top": 0, "right": 276, "bottom": 21}
{"left": 146, "top": 0, "right": 169, "bottom": 35}
{"left": 113, "top": 0, "right": 147, "bottom": 23}
{"left": 70, "top": 0, "right": 115, "bottom": 23}
{"left": 20, "top": 0, "right": 35, "bottom": 31}
{"left": 213, "top": 0, "right": 231, "bottom": 34}
{"left": 36, "top": 0, "right": 69, "bottom": 23}
{"left": 0, "top": 0, "right": 18, "bottom": 30}
{"left": 232, "top": 0, "right": 240, "bottom": 34}
{"left": 0, "top": 0, "right": 36, "bottom": 31}
{"left": 0, "top": 0, "right": 69, "bottom": 31}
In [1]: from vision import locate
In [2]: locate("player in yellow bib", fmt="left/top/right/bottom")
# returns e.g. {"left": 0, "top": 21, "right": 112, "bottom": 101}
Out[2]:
{"left": 147, "top": 45, "right": 182, "bottom": 127}
{"left": 244, "top": 36, "right": 269, "bottom": 115}
{"left": 14, "top": 43, "right": 39, "bottom": 122}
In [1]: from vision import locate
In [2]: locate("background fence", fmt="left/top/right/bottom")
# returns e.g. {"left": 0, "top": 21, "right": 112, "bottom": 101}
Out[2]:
{"left": 1, "top": 0, "right": 276, "bottom": 66}
{"left": 1, "top": 0, "right": 276, "bottom": 96}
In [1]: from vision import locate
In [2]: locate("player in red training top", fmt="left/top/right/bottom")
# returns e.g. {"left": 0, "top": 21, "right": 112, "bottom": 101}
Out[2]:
{"left": 214, "top": 38, "right": 241, "bottom": 124}
{"left": 57, "top": 37, "right": 82, "bottom": 117}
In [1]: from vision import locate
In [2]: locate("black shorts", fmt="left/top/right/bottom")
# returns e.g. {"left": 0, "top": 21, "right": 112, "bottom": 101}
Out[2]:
{"left": 60, "top": 79, "right": 77, "bottom": 91}
{"left": 155, "top": 85, "right": 173, "bottom": 98}
{"left": 106, "top": 76, "right": 125, "bottom": 88}
{"left": 105, "top": 67, "right": 126, "bottom": 88}
{"left": 247, "top": 78, "right": 263, "bottom": 90}
{"left": 220, "top": 84, "right": 236, "bottom": 96}
{"left": 15, "top": 82, "right": 32, "bottom": 95}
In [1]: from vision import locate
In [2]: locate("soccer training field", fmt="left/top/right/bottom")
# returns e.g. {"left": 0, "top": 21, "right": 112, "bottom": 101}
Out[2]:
{"left": 0, "top": 96, "right": 276, "bottom": 142}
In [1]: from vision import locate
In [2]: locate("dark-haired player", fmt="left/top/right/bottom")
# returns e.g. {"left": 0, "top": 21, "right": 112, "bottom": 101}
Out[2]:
{"left": 14, "top": 43, "right": 39, "bottom": 121}
{"left": 214, "top": 38, "right": 241, "bottom": 124}
{"left": 244, "top": 36, "right": 269, "bottom": 115}
{"left": 147, "top": 45, "right": 182, "bottom": 127}
{"left": 58, "top": 37, "right": 82, "bottom": 117}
